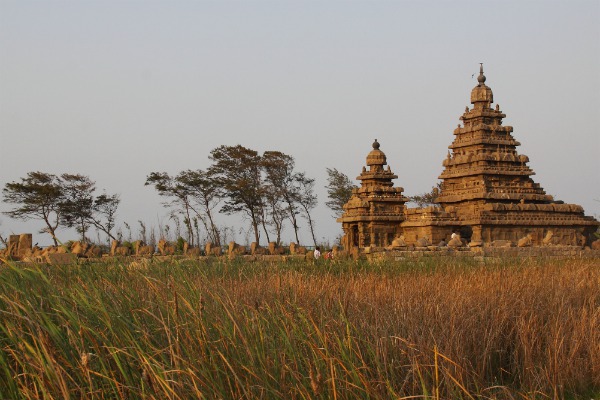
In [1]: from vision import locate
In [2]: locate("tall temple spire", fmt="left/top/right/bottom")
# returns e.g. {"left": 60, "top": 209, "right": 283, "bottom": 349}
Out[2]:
{"left": 439, "top": 65, "right": 551, "bottom": 205}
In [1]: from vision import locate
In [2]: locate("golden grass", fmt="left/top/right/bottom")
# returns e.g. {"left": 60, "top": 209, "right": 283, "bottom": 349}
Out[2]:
{"left": 0, "top": 256, "right": 598, "bottom": 399}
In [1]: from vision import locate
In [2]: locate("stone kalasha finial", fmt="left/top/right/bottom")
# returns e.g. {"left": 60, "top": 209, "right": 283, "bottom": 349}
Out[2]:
{"left": 477, "top": 63, "right": 486, "bottom": 85}
{"left": 471, "top": 63, "right": 493, "bottom": 105}
{"left": 366, "top": 139, "right": 386, "bottom": 167}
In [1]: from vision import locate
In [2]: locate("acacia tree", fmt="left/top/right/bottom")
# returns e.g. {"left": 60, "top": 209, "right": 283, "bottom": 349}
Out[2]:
{"left": 325, "top": 168, "right": 357, "bottom": 217}
{"left": 2, "top": 171, "right": 118, "bottom": 245}
{"left": 145, "top": 172, "right": 195, "bottom": 246}
{"left": 295, "top": 172, "right": 319, "bottom": 247}
{"left": 261, "top": 151, "right": 298, "bottom": 245}
{"left": 209, "top": 145, "right": 264, "bottom": 245}
{"left": 90, "top": 192, "right": 120, "bottom": 242}
{"left": 60, "top": 174, "right": 119, "bottom": 243}
{"left": 261, "top": 183, "right": 285, "bottom": 244}
{"left": 60, "top": 174, "right": 95, "bottom": 242}
{"left": 2, "top": 172, "right": 63, "bottom": 245}
{"left": 176, "top": 169, "right": 222, "bottom": 246}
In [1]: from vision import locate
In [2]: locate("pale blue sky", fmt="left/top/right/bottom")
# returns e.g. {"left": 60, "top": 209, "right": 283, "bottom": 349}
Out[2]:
{"left": 1, "top": 1, "right": 599, "bottom": 246}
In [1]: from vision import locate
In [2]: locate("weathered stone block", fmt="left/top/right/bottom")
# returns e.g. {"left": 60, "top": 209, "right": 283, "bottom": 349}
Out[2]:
{"left": 18, "top": 234, "right": 33, "bottom": 257}
{"left": 46, "top": 253, "right": 77, "bottom": 265}
{"left": 268, "top": 242, "right": 284, "bottom": 255}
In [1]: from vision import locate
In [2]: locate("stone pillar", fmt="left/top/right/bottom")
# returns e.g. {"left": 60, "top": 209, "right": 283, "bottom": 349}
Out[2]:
{"left": 358, "top": 226, "right": 366, "bottom": 248}
{"left": 133, "top": 240, "right": 142, "bottom": 256}
{"left": 18, "top": 234, "right": 33, "bottom": 258}
{"left": 8, "top": 235, "right": 19, "bottom": 258}
{"left": 110, "top": 240, "right": 119, "bottom": 256}
{"left": 343, "top": 226, "right": 352, "bottom": 250}
{"left": 369, "top": 225, "right": 376, "bottom": 247}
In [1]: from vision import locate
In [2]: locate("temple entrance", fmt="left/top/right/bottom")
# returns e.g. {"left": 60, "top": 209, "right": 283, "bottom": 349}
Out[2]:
{"left": 460, "top": 225, "right": 473, "bottom": 242}
{"left": 352, "top": 225, "right": 359, "bottom": 247}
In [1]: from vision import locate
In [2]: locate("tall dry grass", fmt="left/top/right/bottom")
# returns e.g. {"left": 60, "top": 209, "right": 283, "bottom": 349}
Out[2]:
{"left": 0, "top": 256, "right": 598, "bottom": 399}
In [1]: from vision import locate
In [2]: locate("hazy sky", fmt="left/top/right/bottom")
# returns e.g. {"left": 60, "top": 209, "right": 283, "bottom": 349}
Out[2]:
{"left": 1, "top": 0, "right": 599, "bottom": 246}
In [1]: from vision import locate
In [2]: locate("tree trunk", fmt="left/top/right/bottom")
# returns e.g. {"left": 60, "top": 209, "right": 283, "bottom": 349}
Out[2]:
{"left": 261, "top": 219, "right": 271, "bottom": 244}
{"left": 259, "top": 207, "right": 271, "bottom": 244}
{"left": 292, "top": 216, "right": 300, "bottom": 244}
{"left": 302, "top": 205, "right": 318, "bottom": 247}
{"left": 252, "top": 219, "right": 260, "bottom": 245}
{"left": 184, "top": 204, "right": 194, "bottom": 247}
{"left": 287, "top": 203, "right": 300, "bottom": 244}
{"left": 307, "top": 217, "right": 317, "bottom": 247}
{"left": 275, "top": 218, "right": 282, "bottom": 245}
{"left": 80, "top": 218, "right": 86, "bottom": 242}
{"left": 203, "top": 206, "right": 221, "bottom": 246}
{"left": 43, "top": 215, "right": 59, "bottom": 246}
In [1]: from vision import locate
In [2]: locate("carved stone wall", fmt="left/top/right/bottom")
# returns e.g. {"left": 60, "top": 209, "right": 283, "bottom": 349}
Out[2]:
{"left": 339, "top": 66, "right": 599, "bottom": 249}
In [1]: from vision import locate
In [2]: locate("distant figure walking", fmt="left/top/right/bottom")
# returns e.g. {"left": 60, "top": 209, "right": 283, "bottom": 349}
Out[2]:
{"left": 314, "top": 246, "right": 321, "bottom": 259}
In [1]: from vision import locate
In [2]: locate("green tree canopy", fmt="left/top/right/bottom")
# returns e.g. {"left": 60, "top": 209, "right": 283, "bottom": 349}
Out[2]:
{"left": 3, "top": 172, "right": 119, "bottom": 245}
{"left": 407, "top": 183, "right": 441, "bottom": 208}
{"left": 209, "top": 145, "right": 264, "bottom": 245}
{"left": 147, "top": 170, "right": 222, "bottom": 246}
{"left": 145, "top": 171, "right": 196, "bottom": 245}
{"left": 2, "top": 172, "right": 63, "bottom": 245}
{"left": 325, "top": 168, "right": 357, "bottom": 218}
{"left": 261, "top": 151, "right": 298, "bottom": 245}
{"left": 91, "top": 192, "right": 120, "bottom": 242}
{"left": 60, "top": 173, "right": 95, "bottom": 242}
{"left": 294, "top": 172, "right": 318, "bottom": 247}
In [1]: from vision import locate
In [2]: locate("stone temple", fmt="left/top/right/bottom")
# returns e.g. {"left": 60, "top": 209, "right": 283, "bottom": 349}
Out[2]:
{"left": 338, "top": 65, "right": 599, "bottom": 250}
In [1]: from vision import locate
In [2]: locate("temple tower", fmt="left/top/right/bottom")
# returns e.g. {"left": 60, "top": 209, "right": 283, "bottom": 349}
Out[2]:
{"left": 338, "top": 140, "right": 408, "bottom": 249}
{"left": 434, "top": 65, "right": 598, "bottom": 246}
{"left": 339, "top": 67, "right": 598, "bottom": 249}
{"left": 437, "top": 64, "right": 550, "bottom": 206}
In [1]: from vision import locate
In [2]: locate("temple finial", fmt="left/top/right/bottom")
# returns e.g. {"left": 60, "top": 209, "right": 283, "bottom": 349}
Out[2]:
{"left": 372, "top": 139, "right": 380, "bottom": 150}
{"left": 477, "top": 63, "right": 486, "bottom": 85}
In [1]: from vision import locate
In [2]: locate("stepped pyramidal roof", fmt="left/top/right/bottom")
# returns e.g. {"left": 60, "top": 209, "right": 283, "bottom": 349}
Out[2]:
{"left": 437, "top": 64, "right": 551, "bottom": 205}
{"left": 337, "top": 65, "right": 598, "bottom": 250}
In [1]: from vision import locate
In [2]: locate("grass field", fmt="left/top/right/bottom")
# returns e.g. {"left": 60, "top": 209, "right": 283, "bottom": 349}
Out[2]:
{"left": 0, "top": 256, "right": 598, "bottom": 399}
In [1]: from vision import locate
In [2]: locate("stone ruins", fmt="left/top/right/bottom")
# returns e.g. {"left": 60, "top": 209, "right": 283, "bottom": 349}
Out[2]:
{"left": 339, "top": 65, "right": 599, "bottom": 251}
{"left": 0, "top": 236, "right": 325, "bottom": 263}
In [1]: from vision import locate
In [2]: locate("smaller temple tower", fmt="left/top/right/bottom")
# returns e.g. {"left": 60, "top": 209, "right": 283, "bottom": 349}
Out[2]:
{"left": 338, "top": 140, "right": 408, "bottom": 249}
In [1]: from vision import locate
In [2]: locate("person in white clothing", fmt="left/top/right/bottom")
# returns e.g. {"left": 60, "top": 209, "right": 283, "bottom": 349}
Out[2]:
{"left": 314, "top": 246, "right": 321, "bottom": 259}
